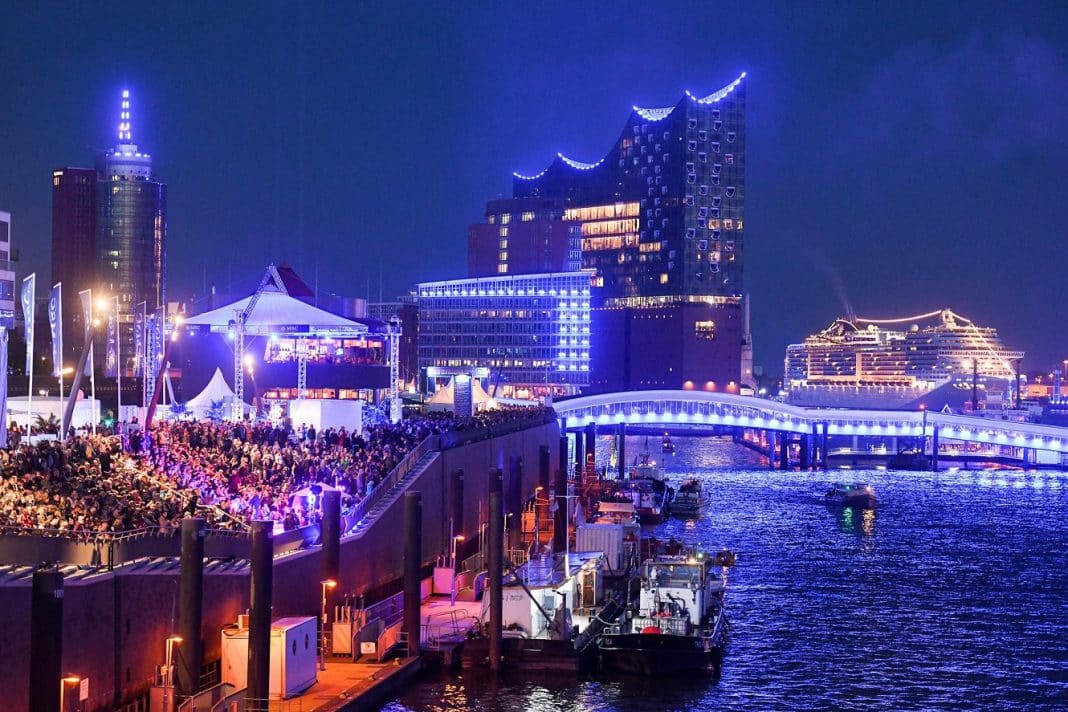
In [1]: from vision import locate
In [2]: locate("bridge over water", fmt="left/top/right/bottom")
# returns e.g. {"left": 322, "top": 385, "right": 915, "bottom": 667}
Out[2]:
{"left": 554, "top": 390, "right": 1068, "bottom": 469}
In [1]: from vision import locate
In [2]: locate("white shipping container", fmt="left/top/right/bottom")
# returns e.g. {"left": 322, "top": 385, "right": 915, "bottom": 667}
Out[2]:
{"left": 221, "top": 616, "right": 318, "bottom": 699}
{"left": 576, "top": 523, "right": 623, "bottom": 571}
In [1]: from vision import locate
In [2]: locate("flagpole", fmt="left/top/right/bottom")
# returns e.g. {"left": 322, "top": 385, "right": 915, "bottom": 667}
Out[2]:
{"left": 22, "top": 274, "right": 35, "bottom": 439}
{"left": 89, "top": 342, "right": 96, "bottom": 435}
{"left": 115, "top": 295, "right": 122, "bottom": 426}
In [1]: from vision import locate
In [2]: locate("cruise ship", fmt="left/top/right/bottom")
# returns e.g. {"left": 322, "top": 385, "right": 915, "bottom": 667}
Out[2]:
{"left": 784, "top": 309, "right": 1024, "bottom": 410}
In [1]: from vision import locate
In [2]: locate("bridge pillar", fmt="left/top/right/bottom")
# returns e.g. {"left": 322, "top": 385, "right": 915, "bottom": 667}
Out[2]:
{"left": 800, "top": 434, "right": 811, "bottom": 470}
{"left": 617, "top": 423, "right": 627, "bottom": 479}
{"left": 766, "top": 431, "right": 777, "bottom": 470}
{"left": 930, "top": 427, "right": 939, "bottom": 472}
{"left": 779, "top": 434, "right": 789, "bottom": 470}
{"left": 584, "top": 423, "right": 597, "bottom": 472}
{"left": 821, "top": 423, "right": 829, "bottom": 470}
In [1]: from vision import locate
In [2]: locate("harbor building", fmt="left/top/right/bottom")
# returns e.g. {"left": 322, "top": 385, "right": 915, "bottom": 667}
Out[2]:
{"left": 416, "top": 271, "right": 593, "bottom": 399}
{"left": 509, "top": 73, "right": 747, "bottom": 392}
{"left": 784, "top": 309, "right": 1025, "bottom": 410}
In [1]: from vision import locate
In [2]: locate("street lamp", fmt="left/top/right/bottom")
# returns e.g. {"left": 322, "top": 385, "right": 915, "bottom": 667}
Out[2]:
{"left": 162, "top": 634, "right": 182, "bottom": 712}
{"left": 450, "top": 535, "right": 465, "bottom": 605}
{"left": 320, "top": 579, "right": 337, "bottom": 670}
{"left": 59, "top": 675, "right": 81, "bottom": 711}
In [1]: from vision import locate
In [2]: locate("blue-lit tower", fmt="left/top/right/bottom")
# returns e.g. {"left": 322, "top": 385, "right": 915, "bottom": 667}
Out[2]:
{"left": 95, "top": 89, "right": 167, "bottom": 372}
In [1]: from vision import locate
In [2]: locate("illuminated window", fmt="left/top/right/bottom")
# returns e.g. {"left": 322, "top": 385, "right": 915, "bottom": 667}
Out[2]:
{"left": 488, "top": 215, "right": 496, "bottom": 225}
{"left": 501, "top": 214, "right": 511, "bottom": 225}
{"left": 659, "top": 273, "right": 669, "bottom": 284}
{"left": 499, "top": 239, "right": 508, "bottom": 249}
{"left": 521, "top": 211, "right": 534, "bottom": 221}
{"left": 497, "top": 264, "right": 508, "bottom": 274}
{"left": 695, "top": 321, "right": 716, "bottom": 340}
{"left": 499, "top": 227, "right": 508, "bottom": 237}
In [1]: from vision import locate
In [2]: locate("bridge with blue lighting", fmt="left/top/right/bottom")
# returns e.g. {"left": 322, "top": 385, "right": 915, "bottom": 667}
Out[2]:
{"left": 554, "top": 390, "right": 1068, "bottom": 469}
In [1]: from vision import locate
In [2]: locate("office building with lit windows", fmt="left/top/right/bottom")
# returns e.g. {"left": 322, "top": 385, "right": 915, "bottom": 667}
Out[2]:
{"left": 51, "top": 90, "right": 166, "bottom": 371}
{"left": 416, "top": 271, "right": 593, "bottom": 399}
{"left": 0, "top": 211, "right": 13, "bottom": 328}
{"left": 510, "top": 73, "right": 748, "bottom": 392}
{"left": 51, "top": 167, "right": 98, "bottom": 361}
{"left": 468, "top": 197, "right": 582, "bottom": 278}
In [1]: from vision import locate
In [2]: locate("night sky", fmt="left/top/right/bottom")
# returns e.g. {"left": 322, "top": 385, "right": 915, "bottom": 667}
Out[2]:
{"left": 2, "top": 2, "right": 1066, "bottom": 372}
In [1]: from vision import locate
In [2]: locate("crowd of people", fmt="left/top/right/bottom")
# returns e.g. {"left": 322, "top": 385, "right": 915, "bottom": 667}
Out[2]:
{"left": 0, "top": 405, "right": 554, "bottom": 535}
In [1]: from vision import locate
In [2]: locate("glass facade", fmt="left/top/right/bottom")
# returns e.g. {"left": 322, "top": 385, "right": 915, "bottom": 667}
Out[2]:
{"left": 417, "top": 271, "right": 594, "bottom": 397}
{"left": 513, "top": 74, "right": 746, "bottom": 303}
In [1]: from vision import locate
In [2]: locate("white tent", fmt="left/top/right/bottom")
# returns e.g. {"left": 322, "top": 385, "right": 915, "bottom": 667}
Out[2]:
{"left": 425, "top": 378, "right": 492, "bottom": 411}
{"left": 183, "top": 290, "right": 368, "bottom": 336}
{"left": 182, "top": 368, "right": 250, "bottom": 419}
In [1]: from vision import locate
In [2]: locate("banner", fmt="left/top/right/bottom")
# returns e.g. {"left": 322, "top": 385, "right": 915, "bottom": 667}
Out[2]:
{"left": 48, "top": 283, "right": 63, "bottom": 377}
{"left": 133, "top": 301, "right": 145, "bottom": 377}
{"left": 79, "top": 289, "right": 93, "bottom": 376}
{"left": 105, "top": 300, "right": 118, "bottom": 378}
{"left": 20, "top": 274, "right": 34, "bottom": 376}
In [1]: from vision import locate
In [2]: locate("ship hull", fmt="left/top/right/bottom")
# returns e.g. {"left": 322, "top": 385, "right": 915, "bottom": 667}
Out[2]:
{"left": 599, "top": 633, "right": 723, "bottom": 675}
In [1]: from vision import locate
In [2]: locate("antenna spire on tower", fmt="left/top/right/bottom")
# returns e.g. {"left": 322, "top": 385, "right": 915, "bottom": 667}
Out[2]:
{"left": 119, "top": 89, "right": 132, "bottom": 142}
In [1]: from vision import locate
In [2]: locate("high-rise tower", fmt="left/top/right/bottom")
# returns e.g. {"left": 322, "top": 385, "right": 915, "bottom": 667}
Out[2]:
{"left": 51, "top": 89, "right": 167, "bottom": 373}
{"left": 94, "top": 89, "right": 167, "bottom": 372}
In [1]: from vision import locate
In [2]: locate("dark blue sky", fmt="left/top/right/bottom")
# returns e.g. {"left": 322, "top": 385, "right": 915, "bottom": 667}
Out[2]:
{"left": 2, "top": 2, "right": 1066, "bottom": 371}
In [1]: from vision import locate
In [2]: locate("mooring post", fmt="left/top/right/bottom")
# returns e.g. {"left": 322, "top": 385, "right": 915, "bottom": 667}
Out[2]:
{"left": 177, "top": 518, "right": 205, "bottom": 701}
{"left": 29, "top": 568, "right": 63, "bottom": 712}
{"left": 247, "top": 521, "right": 273, "bottom": 711}
{"left": 488, "top": 468, "right": 504, "bottom": 671}
{"left": 403, "top": 492, "right": 423, "bottom": 658}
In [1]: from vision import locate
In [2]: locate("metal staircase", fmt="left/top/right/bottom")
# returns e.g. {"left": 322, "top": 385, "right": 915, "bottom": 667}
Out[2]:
{"left": 348, "top": 449, "right": 440, "bottom": 536}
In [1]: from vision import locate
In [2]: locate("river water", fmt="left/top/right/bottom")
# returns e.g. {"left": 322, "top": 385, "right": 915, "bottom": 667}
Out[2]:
{"left": 384, "top": 436, "right": 1068, "bottom": 711}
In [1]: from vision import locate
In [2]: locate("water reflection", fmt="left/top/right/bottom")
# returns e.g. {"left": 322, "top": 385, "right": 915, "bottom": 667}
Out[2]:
{"left": 387, "top": 435, "right": 1068, "bottom": 711}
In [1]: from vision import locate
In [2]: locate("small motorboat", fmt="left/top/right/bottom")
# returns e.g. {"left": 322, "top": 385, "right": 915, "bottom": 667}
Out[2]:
{"left": 824, "top": 484, "right": 877, "bottom": 509}
{"left": 671, "top": 479, "right": 706, "bottom": 517}
{"left": 662, "top": 433, "right": 675, "bottom": 455}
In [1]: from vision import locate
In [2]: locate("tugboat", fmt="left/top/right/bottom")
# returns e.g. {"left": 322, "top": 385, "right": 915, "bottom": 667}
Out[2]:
{"left": 824, "top": 483, "right": 877, "bottom": 509}
{"left": 599, "top": 547, "right": 734, "bottom": 675}
{"left": 461, "top": 552, "right": 624, "bottom": 672}
{"left": 671, "top": 479, "right": 706, "bottom": 517}
{"left": 662, "top": 433, "right": 676, "bottom": 455}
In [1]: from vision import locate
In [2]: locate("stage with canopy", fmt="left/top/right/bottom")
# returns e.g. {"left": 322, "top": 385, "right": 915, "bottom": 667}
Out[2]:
{"left": 181, "top": 264, "right": 399, "bottom": 425}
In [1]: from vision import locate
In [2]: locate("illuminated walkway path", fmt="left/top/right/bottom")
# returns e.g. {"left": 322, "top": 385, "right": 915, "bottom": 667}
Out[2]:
{"left": 554, "top": 390, "right": 1068, "bottom": 457}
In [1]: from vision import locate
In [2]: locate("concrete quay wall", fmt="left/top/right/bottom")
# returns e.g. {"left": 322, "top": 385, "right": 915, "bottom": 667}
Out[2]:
{"left": 0, "top": 421, "right": 558, "bottom": 711}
